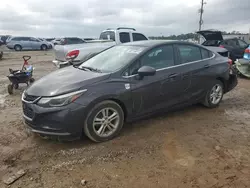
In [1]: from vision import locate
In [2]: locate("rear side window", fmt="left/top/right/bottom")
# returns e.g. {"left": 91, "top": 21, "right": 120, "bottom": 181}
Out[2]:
{"left": 11, "top": 37, "right": 20, "bottom": 41}
{"left": 119, "top": 32, "right": 130, "bottom": 43}
{"left": 224, "top": 39, "right": 237, "bottom": 46}
{"left": 99, "top": 31, "right": 115, "bottom": 41}
{"left": 201, "top": 48, "right": 213, "bottom": 59}
{"left": 132, "top": 33, "right": 147, "bottom": 41}
{"left": 176, "top": 45, "right": 202, "bottom": 64}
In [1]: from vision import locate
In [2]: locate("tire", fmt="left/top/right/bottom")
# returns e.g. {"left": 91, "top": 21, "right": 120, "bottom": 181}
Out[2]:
{"left": 14, "top": 45, "right": 22, "bottom": 51}
{"left": 41, "top": 44, "right": 47, "bottom": 51}
{"left": 14, "top": 84, "right": 19, "bottom": 89}
{"left": 203, "top": 80, "right": 224, "bottom": 108}
{"left": 84, "top": 100, "right": 124, "bottom": 142}
{"left": 7, "top": 84, "right": 13, "bottom": 95}
{"left": 29, "top": 78, "right": 35, "bottom": 84}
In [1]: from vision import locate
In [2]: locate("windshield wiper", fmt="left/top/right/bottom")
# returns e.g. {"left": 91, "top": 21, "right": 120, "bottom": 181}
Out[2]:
{"left": 78, "top": 66, "right": 102, "bottom": 73}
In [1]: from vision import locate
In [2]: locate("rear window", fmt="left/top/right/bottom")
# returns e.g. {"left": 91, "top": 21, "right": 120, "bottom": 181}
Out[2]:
{"left": 99, "top": 31, "right": 115, "bottom": 41}
{"left": 132, "top": 33, "right": 147, "bottom": 41}
{"left": 201, "top": 48, "right": 213, "bottom": 59}
{"left": 177, "top": 45, "right": 202, "bottom": 64}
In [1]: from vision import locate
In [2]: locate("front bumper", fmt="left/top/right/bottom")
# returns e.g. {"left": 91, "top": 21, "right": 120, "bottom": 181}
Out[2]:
{"left": 22, "top": 101, "right": 87, "bottom": 138}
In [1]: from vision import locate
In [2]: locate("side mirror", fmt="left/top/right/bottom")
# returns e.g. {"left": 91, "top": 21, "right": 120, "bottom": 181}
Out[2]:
{"left": 137, "top": 66, "right": 156, "bottom": 78}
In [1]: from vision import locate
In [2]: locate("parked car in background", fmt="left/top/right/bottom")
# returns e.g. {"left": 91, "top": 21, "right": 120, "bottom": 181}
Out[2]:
{"left": 243, "top": 46, "right": 250, "bottom": 60}
{"left": 22, "top": 40, "right": 237, "bottom": 142}
{"left": 53, "top": 27, "right": 149, "bottom": 67}
{"left": 0, "top": 39, "right": 4, "bottom": 46}
{"left": 60, "top": 37, "right": 86, "bottom": 45}
{"left": 45, "top": 38, "right": 55, "bottom": 42}
{"left": 197, "top": 30, "right": 249, "bottom": 61}
{"left": 38, "top": 38, "right": 53, "bottom": 49}
{"left": 7, "top": 37, "right": 51, "bottom": 51}
{"left": 51, "top": 38, "right": 62, "bottom": 45}
{"left": 0, "top": 35, "right": 11, "bottom": 44}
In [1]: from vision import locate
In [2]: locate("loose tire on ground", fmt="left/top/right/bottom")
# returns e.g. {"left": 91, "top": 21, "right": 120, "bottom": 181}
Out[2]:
{"left": 84, "top": 100, "right": 124, "bottom": 142}
{"left": 203, "top": 80, "right": 224, "bottom": 108}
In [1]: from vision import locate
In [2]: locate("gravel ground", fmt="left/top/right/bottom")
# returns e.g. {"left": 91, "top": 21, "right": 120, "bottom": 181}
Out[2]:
{"left": 0, "top": 49, "right": 250, "bottom": 188}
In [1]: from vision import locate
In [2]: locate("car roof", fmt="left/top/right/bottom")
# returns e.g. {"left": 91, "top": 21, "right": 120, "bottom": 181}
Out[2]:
{"left": 120, "top": 40, "right": 199, "bottom": 47}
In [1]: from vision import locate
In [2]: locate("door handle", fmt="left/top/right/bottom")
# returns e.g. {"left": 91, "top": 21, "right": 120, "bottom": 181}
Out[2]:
{"left": 168, "top": 73, "right": 178, "bottom": 78}
{"left": 204, "top": 64, "right": 210, "bottom": 68}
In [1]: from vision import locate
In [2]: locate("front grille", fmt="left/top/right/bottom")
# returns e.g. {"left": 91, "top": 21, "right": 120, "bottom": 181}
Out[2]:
{"left": 23, "top": 94, "right": 39, "bottom": 102}
{"left": 22, "top": 102, "right": 34, "bottom": 119}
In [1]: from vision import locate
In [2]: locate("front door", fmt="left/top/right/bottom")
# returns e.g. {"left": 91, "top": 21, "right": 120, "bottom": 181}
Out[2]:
{"left": 30, "top": 38, "right": 41, "bottom": 50}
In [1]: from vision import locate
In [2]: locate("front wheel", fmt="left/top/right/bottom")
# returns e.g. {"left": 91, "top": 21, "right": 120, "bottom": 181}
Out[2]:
{"left": 203, "top": 80, "right": 224, "bottom": 108}
{"left": 84, "top": 100, "right": 124, "bottom": 142}
{"left": 41, "top": 44, "right": 47, "bottom": 51}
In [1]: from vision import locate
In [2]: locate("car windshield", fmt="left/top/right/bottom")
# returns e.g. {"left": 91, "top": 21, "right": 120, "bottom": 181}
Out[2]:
{"left": 78, "top": 45, "right": 146, "bottom": 73}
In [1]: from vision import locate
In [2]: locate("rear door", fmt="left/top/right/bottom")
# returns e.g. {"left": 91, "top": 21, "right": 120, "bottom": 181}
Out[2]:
{"left": 174, "top": 44, "right": 214, "bottom": 101}
{"left": 30, "top": 38, "right": 41, "bottom": 50}
{"left": 221, "top": 39, "right": 239, "bottom": 59}
{"left": 236, "top": 39, "right": 249, "bottom": 58}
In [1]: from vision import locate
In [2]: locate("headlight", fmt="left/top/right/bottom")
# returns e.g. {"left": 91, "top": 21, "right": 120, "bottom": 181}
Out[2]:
{"left": 37, "top": 89, "right": 87, "bottom": 107}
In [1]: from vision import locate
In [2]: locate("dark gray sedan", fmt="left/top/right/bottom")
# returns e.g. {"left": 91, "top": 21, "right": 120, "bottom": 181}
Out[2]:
{"left": 22, "top": 40, "right": 237, "bottom": 142}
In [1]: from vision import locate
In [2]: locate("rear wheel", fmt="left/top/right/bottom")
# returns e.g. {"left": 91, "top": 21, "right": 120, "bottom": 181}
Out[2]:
{"left": 14, "top": 45, "right": 22, "bottom": 51}
{"left": 203, "top": 80, "right": 224, "bottom": 108}
{"left": 14, "top": 84, "right": 19, "bottom": 89}
{"left": 7, "top": 84, "right": 14, "bottom": 95}
{"left": 84, "top": 100, "right": 124, "bottom": 142}
{"left": 29, "top": 78, "right": 35, "bottom": 84}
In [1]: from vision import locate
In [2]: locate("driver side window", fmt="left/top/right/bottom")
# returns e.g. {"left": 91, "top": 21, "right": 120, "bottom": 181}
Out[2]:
{"left": 124, "top": 45, "right": 175, "bottom": 76}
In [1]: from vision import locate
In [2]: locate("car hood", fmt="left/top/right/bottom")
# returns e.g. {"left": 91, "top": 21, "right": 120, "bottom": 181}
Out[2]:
{"left": 26, "top": 66, "right": 110, "bottom": 97}
{"left": 197, "top": 30, "right": 223, "bottom": 41}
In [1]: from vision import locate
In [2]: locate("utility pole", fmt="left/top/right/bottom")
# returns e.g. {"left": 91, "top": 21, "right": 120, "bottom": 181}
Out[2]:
{"left": 198, "top": 0, "right": 206, "bottom": 43}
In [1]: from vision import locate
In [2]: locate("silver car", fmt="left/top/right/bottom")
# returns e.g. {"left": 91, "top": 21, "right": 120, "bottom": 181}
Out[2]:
{"left": 7, "top": 37, "right": 51, "bottom": 51}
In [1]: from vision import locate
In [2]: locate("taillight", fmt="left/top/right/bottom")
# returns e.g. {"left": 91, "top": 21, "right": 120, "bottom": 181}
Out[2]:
{"left": 245, "top": 48, "right": 250, "bottom": 53}
{"left": 228, "top": 58, "right": 233, "bottom": 66}
{"left": 219, "top": 45, "right": 225, "bottom": 48}
{"left": 66, "top": 50, "right": 79, "bottom": 60}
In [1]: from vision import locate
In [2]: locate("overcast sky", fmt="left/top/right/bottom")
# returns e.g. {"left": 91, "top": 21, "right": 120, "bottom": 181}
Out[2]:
{"left": 0, "top": 0, "right": 249, "bottom": 38}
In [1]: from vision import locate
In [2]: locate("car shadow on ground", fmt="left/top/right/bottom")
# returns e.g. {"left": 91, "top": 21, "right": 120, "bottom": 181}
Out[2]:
{"left": 31, "top": 103, "right": 207, "bottom": 151}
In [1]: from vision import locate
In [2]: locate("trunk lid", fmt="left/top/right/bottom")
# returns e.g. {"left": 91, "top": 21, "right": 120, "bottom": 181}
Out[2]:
{"left": 197, "top": 30, "right": 223, "bottom": 41}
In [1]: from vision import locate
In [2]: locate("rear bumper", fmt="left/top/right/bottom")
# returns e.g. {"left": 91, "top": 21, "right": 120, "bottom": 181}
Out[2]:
{"left": 224, "top": 70, "right": 238, "bottom": 93}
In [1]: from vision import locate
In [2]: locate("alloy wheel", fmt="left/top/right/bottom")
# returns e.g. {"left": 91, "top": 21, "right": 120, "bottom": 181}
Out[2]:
{"left": 210, "top": 84, "right": 223, "bottom": 104}
{"left": 92, "top": 107, "right": 120, "bottom": 137}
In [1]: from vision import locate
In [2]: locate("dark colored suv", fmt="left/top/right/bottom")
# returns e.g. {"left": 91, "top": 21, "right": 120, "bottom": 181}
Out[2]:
{"left": 197, "top": 30, "right": 249, "bottom": 61}
{"left": 22, "top": 40, "right": 237, "bottom": 142}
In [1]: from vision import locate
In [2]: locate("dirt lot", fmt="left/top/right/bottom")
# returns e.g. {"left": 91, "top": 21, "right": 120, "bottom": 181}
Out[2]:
{"left": 0, "top": 49, "right": 250, "bottom": 188}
